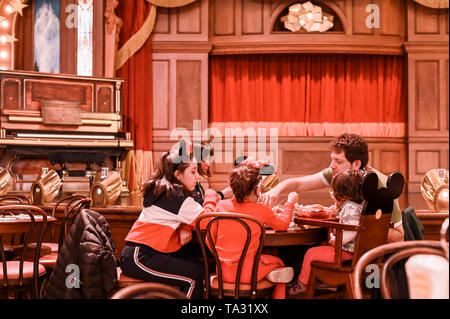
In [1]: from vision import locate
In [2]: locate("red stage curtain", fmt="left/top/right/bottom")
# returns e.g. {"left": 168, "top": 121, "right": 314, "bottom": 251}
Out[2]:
{"left": 209, "top": 54, "right": 406, "bottom": 137}
{"left": 117, "top": 0, "right": 153, "bottom": 191}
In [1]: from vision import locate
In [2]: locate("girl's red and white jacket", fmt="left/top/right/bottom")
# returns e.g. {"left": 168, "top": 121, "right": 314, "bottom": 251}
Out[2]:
{"left": 125, "top": 188, "right": 220, "bottom": 253}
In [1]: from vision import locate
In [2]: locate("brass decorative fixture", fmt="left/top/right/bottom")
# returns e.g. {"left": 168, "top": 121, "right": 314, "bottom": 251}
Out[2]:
{"left": 90, "top": 167, "right": 122, "bottom": 206}
{"left": 0, "top": 167, "right": 11, "bottom": 195}
{"left": 31, "top": 168, "right": 61, "bottom": 204}
{"left": 421, "top": 168, "right": 449, "bottom": 213}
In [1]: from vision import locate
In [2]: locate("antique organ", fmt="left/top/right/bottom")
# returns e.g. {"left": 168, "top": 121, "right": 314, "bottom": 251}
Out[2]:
{"left": 0, "top": 70, "right": 133, "bottom": 196}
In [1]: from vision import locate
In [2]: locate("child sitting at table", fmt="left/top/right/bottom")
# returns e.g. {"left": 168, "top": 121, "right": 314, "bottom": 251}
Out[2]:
{"left": 119, "top": 140, "right": 221, "bottom": 299}
{"left": 210, "top": 162, "right": 298, "bottom": 299}
{"left": 287, "top": 170, "right": 364, "bottom": 296}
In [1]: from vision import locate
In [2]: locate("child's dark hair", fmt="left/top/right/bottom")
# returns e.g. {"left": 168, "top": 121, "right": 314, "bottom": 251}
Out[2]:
{"left": 229, "top": 165, "right": 261, "bottom": 203}
{"left": 141, "top": 141, "right": 194, "bottom": 203}
{"left": 331, "top": 170, "right": 364, "bottom": 204}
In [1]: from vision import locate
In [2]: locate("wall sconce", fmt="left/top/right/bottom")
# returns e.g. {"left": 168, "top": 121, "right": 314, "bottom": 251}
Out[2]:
{"left": 89, "top": 168, "right": 122, "bottom": 207}
{"left": 281, "top": 1, "right": 334, "bottom": 33}
{"left": 31, "top": 168, "right": 61, "bottom": 205}
{"left": 260, "top": 174, "right": 280, "bottom": 193}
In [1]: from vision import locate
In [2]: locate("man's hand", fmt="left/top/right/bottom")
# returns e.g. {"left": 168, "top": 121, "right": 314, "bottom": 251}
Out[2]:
{"left": 260, "top": 188, "right": 282, "bottom": 208}
{"left": 179, "top": 228, "right": 192, "bottom": 246}
{"left": 287, "top": 192, "right": 299, "bottom": 204}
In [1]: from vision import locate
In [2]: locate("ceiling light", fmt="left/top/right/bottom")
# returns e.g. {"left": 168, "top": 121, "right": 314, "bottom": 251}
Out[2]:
{"left": 281, "top": 1, "right": 334, "bottom": 33}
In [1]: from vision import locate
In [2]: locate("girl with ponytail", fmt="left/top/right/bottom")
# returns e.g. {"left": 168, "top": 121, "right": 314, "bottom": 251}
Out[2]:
{"left": 119, "top": 140, "right": 221, "bottom": 299}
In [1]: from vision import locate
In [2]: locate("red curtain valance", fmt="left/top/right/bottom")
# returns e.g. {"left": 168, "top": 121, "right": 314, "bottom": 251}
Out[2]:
{"left": 209, "top": 54, "right": 406, "bottom": 137}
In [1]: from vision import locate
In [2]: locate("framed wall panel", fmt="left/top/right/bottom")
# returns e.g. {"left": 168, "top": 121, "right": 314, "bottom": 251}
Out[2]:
{"left": 408, "top": 142, "right": 449, "bottom": 193}
{"left": 242, "top": 0, "right": 264, "bottom": 35}
{"left": 152, "top": 60, "right": 170, "bottom": 130}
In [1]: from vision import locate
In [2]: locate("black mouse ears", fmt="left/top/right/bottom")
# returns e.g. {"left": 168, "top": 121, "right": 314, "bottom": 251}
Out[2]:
{"left": 386, "top": 172, "right": 405, "bottom": 199}
{"left": 361, "top": 171, "right": 405, "bottom": 202}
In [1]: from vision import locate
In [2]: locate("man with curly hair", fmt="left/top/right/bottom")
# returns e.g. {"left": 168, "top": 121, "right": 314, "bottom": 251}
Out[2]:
{"left": 261, "top": 133, "right": 404, "bottom": 243}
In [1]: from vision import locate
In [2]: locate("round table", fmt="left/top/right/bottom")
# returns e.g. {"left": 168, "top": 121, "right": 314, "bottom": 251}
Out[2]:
{"left": 264, "top": 225, "right": 327, "bottom": 247}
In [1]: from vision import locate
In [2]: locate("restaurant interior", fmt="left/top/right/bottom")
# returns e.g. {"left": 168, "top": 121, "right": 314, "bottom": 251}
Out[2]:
{"left": 0, "top": 0, "right": 448, "bottom": 300}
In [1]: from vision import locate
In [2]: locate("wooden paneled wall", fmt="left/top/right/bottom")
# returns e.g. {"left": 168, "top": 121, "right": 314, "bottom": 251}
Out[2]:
{"left": 405, "top": 1, "right": 449, "bottom": 193}
{"left": 210, "top": 0, "right": 406, "bottom": 54}
{"left": 151, "top": 0, "right": 449, "bottom": 201}
{"left": 151, "top": 0, "right": 210, "bottom": 148}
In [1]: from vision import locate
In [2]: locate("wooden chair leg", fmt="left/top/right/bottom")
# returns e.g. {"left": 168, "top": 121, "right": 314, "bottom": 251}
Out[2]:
{"left": 305, "top": 267, "right": 318, "bottom": 299}
{"left": 344, "top": 275, "right": 355, "bottom": 299}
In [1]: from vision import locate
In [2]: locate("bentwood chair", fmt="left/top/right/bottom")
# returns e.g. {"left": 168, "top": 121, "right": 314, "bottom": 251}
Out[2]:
{"left": 42, "top": 194, "right": 89, "bottom": 255}
{"left": 0, "top": 205, "right": 48, "bottom": 299}
{"left": 295, "top": 172, "right": 405, "bottom": 299}
{"left": 195, "top": 213, "right": 275, "bottom": 299}
{"left": 352, "top": 240, "right": 447, "bottom": 299}
{"left": 0, "top": 195, "right": 31, "bottom": 205}
{"left": 110, "top": 282, "right": 186, "bottom": 299}
{"left": 0, "top": 195, "right": 33, "bottom": 258}
{"left": 38, "top": 195, "right": 91, "bottom": 270}
{"left": 56, "top": 195, "right": 91, "bottom": 249}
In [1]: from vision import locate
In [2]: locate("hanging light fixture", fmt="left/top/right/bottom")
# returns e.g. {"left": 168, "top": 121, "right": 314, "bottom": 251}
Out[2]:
{"left": 281, "top": 1, "right": 334, "bottom": 33}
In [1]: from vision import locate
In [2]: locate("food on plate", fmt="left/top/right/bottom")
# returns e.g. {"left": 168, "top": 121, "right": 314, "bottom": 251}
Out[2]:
{"left": 294, "top": 204, "right": 336, "bottom": 219}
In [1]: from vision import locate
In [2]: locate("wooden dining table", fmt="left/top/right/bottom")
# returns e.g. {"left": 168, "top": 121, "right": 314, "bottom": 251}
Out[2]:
{"left": 264, "top": 225, "right": 328, "bottom": 247}
{"left": 0, "top": 211, "right": 58, "bottom": 259}
{"left": 36, "top": 193, "right": 332, "bottom": 258}
{"left": 0, "top": 214, "right": 57, "bottom": 235}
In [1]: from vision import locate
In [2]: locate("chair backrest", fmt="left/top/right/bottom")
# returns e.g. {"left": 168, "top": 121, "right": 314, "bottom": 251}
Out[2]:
{"left": 351, "top": 172, "right": 404, "bottom": 265}
{"left": 58, "top": 196, "right": 91, "bottom": 249}
{"left": 51, "top": 194, "right": 88, "bottom": 217}
{"left": 352, "top": 240, "right": 446, "bottom": 299}
{"left": 110, "top": 282, "right": 186, "bottom": 299}
{"left": 0, "top": 195, "right": 31, "bottom": 205}
{"left": 194, "top": 213, "right": 266, "bottom": 299}
{"left": 441, "top": 217, "right": 449, "bottom": 260}
{"left": 50, "top": 194, "right": 87, "bottom": 245}
{"left": 0, "top": 205, "right": 47, "bottom": 298}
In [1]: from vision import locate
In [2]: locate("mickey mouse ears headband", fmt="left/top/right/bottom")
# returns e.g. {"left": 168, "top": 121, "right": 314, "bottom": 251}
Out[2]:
{"left": 169, "top": 141, "right": 275, "bottom": 175}
{"left": 234, "top": 155, "right": 275, "bottom": 176}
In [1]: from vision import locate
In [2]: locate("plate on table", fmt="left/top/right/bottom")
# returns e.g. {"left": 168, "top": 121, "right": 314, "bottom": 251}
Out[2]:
{"left": 295, "top": 204, "right": 336, "bottom": 220}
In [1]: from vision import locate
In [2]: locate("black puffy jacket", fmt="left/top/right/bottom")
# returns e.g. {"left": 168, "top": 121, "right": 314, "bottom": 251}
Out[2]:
{"left": 45, "top": 209, "right": 117, "bottom": 299}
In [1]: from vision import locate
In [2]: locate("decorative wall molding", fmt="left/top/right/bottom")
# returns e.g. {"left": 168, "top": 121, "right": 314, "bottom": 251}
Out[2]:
{"left": 413, "top": 0, "right": 449, "bottom": 9}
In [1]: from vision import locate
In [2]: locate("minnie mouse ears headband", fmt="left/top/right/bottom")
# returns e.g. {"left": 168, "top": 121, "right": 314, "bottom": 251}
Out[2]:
{"left": 235, "top": 155, "right": 275, "bottom": 176}
{"left": 169, "top": 140, "right": 214, "bottom": 164}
